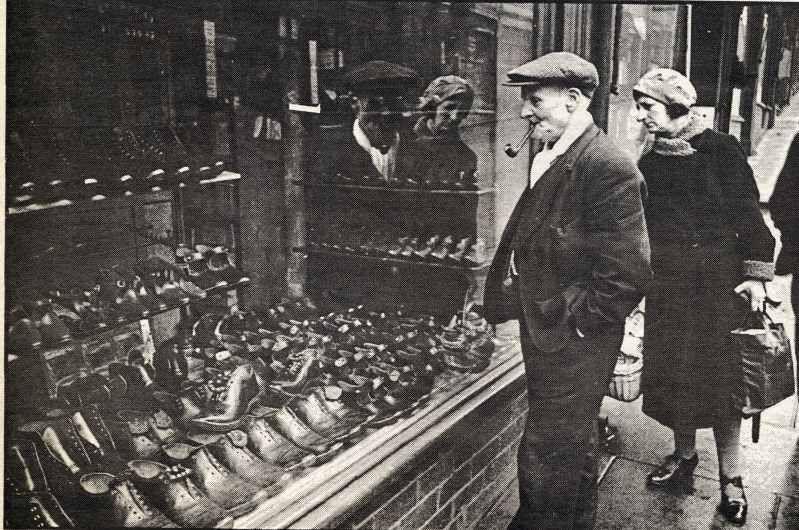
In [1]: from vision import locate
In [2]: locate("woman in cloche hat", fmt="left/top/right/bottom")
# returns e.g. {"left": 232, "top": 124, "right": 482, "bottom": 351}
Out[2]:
{"left": 633, "top": 68, "right": 775, "bottom": 526}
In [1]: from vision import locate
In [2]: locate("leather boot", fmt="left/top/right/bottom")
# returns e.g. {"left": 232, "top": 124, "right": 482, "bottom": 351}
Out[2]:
{"left": 115, "top": 410, "right": 181, "bottom": 460}
{"left": 127, "top": 460, "right": 233, "bottom": 528}
{"left": 16, "top": 418, "right": 93, "bottom": 506}
{"left": 152, "top": 389, "right": 203, "bottom": 424}
{"left": 209, "top": 430, "right": 289, "bottom": 489}
{"left": 291, "top": 390, "right": 365, "bottom": 440}
{"left": 4, "top": 491, "right": 75, "bottom": 528}
{"left": 270, "top": 406, "right": 333, "bottom": 454}
{"left": 5, "top": 438, "right": 49, "bottom": 495}
{"left": 166, "top": 445, "right": 267, "bottom": 513}
{"left": 79, "top": 472, "right": 177, "bottom": 528}
{"left": 192, "top": 363, "right": 262, "bottom": 431}
{"left": 71, "top": 405, "right": 123, "bottom": 471}
{"left": 247, "top": 416, "right": 309, "bottom": 466}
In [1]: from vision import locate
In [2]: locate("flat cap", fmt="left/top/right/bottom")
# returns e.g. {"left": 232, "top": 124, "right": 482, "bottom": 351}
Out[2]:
{"left": 633, "top": 68, "right": 697, "bottom": 108}
{"left": 343, "top": 60, "right": 420, "bottom": 94}
{"left": 503, "top": 52, "right": 598, "bottom": 95}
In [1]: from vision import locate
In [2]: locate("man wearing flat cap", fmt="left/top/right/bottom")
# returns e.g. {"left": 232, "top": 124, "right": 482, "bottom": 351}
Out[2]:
{"left": 413, "top": 75, "right": 478, "bottom": 189}
{"left": 319, "top": 60, "right": 422, "bottom": 186}
{"left": 484, "top": 52, "right": 652, "bottom": 529}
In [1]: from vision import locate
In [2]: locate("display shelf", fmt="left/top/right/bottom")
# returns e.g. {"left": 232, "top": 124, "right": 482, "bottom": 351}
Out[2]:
{"left": 292, "top": 179, "right": 494, "bottom": 196}
{"left": 234, "top": 337, "right": 524, "bottom": 528}
{"left": 7, "top": 171, "right": 236, "bottom": 218}
{"left": 49, "top": 299, "right": 190, "bottom": 344}
{"left": 294, "top": 247, "right": 490, "bottom": 272}
{"left": 203, "top": 276, "right": 252, "bottom": 294}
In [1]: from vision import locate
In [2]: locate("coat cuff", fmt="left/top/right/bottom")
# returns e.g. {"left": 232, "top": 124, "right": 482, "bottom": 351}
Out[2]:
{"left": 743, "top": 260, "right": 775, "bottom": 281}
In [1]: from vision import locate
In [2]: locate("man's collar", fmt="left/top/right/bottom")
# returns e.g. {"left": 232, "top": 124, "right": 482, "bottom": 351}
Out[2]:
{"left": 353, "top": 119, "right": 400, "bottom": 153}
{"left": 548, "top": 109, "right": 594, "bottom": 157}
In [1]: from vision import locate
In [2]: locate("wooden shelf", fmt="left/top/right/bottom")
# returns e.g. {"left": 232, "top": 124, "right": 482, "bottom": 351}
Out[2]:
{"left": 294, "top": 247, "right": 489, "bottom": 272}
{"left": 7, "top": 171, "right": 239, "bottom": 218}
{"left": 292, "top": 180, "right": 494, "bottom": 196}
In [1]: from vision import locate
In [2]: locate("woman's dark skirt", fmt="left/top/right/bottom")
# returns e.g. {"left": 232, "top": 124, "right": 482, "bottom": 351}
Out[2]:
{"left": 641, "top": 241, "right": 748, "bottom": 430}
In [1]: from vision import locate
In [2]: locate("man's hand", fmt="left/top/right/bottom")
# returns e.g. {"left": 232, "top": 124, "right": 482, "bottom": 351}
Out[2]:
{"left": 734, "top": 279, "right": 767, "bottom": 312}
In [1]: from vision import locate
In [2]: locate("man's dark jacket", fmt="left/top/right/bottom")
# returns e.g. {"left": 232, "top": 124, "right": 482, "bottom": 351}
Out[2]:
{"left": 770, "top": 132, "right": 799, "bottom": 275}
{"left": 484, "top": 124, "right": 652, "bottom": 352}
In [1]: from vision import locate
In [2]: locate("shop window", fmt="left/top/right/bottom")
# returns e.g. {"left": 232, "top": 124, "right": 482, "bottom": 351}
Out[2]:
{"left": 607, "top": 4, "right": 683, "bottom": 159}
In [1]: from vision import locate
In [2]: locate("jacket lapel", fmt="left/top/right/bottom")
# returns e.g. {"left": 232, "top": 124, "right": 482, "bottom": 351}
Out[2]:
{"left": 513, "top": 125, "right": 602, "bottom": 245}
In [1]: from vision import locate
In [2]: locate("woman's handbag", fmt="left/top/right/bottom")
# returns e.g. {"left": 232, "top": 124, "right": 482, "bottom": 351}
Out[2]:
{"left": 729, "top": 303, "right": 795, "bottom": 441}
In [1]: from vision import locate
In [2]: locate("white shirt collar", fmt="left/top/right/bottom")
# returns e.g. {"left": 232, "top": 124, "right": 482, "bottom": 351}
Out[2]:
{"left": 528, "top": 110, "right": 594, "bottom": 188}
{"left": 548, "top": 109, "right": 594, "bottom": 157}
{"left": 352, "top": 119, "right": 400, "bottom": 155}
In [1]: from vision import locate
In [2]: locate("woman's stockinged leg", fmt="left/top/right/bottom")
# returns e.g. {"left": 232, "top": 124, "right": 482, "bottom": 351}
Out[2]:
{"left": 714, "top": 418, "right": 743, "bottom": 481}
{"left": 674, "top": 428, "right": 697, "bottom": 460}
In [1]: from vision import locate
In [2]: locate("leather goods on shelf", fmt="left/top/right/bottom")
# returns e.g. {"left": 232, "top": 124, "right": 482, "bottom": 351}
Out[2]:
{"left": 79, "top": 472, "right": 178, "bottom": 528}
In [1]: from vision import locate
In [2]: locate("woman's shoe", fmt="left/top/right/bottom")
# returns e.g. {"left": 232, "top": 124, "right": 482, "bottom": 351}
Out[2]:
{"left": 646, "top": 452, "right": 698, "bottom": 491}
{"left": 719, "top": 475, "right": 747, "bottom": 526}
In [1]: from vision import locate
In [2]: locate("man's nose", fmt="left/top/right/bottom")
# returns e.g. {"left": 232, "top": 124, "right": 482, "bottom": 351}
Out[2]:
{"left": 634, "top": 107, "right": 647, "bottom": 122}
{"left": 520, "top": 101, "right": 534, "bottom": 119}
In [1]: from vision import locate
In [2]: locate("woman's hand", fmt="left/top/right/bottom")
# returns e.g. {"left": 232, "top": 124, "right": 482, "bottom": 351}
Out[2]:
{"left": 734, "top": 279, "right": 767, "bottom": 311}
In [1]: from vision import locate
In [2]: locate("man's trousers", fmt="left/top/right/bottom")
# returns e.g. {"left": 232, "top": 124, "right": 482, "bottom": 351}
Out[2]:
{"left": 508, "top": 323, "right": 621, "bottom": 530}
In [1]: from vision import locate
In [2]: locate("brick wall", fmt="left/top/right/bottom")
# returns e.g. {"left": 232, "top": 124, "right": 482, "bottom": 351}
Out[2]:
{"left": 343, "top": 377, "right": 528, "bottom": 530}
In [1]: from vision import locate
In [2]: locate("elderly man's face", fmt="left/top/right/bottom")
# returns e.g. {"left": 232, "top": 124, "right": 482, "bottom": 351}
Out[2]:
{"left": 356, "top": 95, "right": 403, "bottom": 153}
{"left": 520, "top": 85, "right": 574, "bottom": 144}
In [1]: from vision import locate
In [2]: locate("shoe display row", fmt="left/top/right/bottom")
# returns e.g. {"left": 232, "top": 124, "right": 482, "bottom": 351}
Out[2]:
{"left": 7, "top": 125, "right": 227, "bottom": 212}
{"left": 320, "top": 169, "right": 480, "bottom": 191}
{"left": 6, "top": 255, "right": 250, "bottom": 348}
{"left": 5, "top": 298, "right": 495, "bottom": 528}
{"left": 307, "top": 225, "right": 488, "bottom": 268}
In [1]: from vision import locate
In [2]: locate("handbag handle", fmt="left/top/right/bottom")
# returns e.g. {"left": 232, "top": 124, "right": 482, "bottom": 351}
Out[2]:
{"left": 738, "top": 297, "right": 782, "bottom": 330}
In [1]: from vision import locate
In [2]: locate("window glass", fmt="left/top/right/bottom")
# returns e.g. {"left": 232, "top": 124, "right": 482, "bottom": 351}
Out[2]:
{"left": 607, "top": 4, "right": 682, "bottom": 159}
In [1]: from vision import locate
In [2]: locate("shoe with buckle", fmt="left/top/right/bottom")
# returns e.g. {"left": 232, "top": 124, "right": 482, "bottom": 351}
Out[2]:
{"left": 719, "top": 475, "right": 747, "bottom": 526}
{"left": 127, "top": 460, "right": 233, "bottom": 528}
{"left": 646, "top": 452, "right": 698, "bottom": 491}
{"left": 5, "top": 491, "right": 75, "bottom": 529}
{"left": 80, "top": 472, "right": 178, "bottom": 528}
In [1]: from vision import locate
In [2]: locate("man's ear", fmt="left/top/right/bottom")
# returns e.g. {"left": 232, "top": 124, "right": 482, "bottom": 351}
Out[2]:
{"left": 564, "top": 88, "right": 583, "bottom": 112}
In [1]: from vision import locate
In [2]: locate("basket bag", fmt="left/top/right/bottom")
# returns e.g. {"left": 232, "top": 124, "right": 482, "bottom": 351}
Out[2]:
{"left": 729, "top": 305, "right": 795, "bottom": 441}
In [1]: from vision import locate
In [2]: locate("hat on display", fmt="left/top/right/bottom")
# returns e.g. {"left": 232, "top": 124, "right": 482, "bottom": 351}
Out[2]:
{"left": 417, "top": 75, "right": 474, "bottom": 113}
{"left": 632, "top": 68, "right": 697, "bottom": 108}
{"left": 343, "top": 60, "right": 420, "bottom": 95}
{"left": 503, "top": 52, "right": 599, "bottom": 97}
